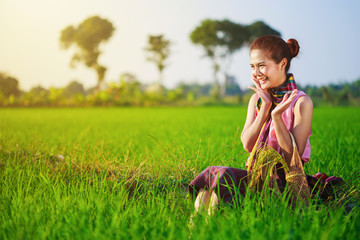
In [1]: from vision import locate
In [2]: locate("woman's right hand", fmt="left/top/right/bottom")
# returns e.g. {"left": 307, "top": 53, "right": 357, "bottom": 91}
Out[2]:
{"left": 248, "top": 77, "right": 272, "bottom": 111}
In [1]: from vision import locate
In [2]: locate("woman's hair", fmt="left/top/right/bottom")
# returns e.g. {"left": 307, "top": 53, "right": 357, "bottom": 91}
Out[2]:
{"left": 250, "top": 35, "right": 300, "bottom": 73}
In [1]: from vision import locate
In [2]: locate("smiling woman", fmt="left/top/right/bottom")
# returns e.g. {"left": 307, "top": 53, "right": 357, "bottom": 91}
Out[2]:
{"left": 249, "top": 37, "right": 299, "bottom": 91}
{"left": 188, "top": 35, "right": 343, "bottom": 217}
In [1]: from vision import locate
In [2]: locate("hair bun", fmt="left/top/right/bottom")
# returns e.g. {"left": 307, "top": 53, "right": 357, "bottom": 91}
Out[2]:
{"left": 287, "top": 39, "right": 300, "bottom": 58}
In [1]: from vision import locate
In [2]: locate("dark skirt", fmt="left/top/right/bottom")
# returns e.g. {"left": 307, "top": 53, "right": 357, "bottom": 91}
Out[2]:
{"left": 188, "top": 166, "right": 343, "bottom": 203}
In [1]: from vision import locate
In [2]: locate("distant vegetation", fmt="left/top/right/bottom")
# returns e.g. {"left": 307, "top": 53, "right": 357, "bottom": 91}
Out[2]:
{"left": 1, "top": 15, "right": 359, "bottom": 107}
{"left": 1, "top": 71, "right": 359, "bottom": 107}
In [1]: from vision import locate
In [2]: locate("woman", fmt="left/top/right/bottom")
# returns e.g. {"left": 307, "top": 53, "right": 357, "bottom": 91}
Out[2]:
{"left": 188, "top": 35, "right": 324, "bottom": 214}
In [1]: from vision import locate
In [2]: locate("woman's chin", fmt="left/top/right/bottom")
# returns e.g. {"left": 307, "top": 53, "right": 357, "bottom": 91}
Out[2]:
{"left": 259, "top": 82, "right": 270, "bottom": 90}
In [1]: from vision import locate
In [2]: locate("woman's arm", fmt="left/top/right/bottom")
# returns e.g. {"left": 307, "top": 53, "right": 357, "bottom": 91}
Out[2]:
{"left": 241, "top": 93, "right": 271, "bottom": 152}
{"left": 292, "top": 95, "right": 313, "bottom": 156}
{"left": 272, "top": 91, "right": 313, "bottom": 164}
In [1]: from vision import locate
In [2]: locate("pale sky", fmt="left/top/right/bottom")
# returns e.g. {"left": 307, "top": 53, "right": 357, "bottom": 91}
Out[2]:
{"left": 1, "top": 0, "right": 359, "bottom": 91}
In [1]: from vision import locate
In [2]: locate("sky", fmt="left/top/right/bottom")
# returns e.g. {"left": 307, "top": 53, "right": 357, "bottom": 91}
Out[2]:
{"left": 1, "top": 0, "right": 360, "bottom": 91}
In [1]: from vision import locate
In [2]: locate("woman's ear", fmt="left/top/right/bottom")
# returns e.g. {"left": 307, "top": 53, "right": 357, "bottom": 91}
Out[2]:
{"left": 280, "top": 58, "right": 287, "bottom": 70}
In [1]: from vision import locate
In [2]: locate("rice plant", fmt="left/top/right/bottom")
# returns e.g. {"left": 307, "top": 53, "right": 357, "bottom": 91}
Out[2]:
{"left": 0, "top": 107, "right": 359, "bottom": 239}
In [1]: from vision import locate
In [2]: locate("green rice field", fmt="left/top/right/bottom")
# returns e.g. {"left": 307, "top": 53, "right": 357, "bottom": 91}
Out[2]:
{"left": 1, "top": 107, "right": 359, "bottom": 239}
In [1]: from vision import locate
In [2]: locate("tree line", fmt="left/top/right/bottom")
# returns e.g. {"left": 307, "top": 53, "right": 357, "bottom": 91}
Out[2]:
{"left": 1, "top": 16, "right": 359, "bottom": 106}
{"left": 1, "top": 71, "right": 359, "bottom": 107}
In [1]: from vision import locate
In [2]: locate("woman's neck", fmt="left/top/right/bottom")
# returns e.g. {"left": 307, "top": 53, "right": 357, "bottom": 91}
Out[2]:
{"left": 273, "top": 72, "right": 288, "bottom": 89}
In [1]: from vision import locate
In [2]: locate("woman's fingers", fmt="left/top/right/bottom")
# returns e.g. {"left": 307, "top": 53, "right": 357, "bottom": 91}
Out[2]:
{"left": 248, "top": 86, "right": 257, "bottom": 93}
{"left": 282, "top": 93, "right": 289, "bottom": 102}
{"left": 251, "top": 78, "right": 261, "bottom": 89}
{"left": 286, "top": 90, "right": 298, "bottom": 104}
{"left": 275, "top": 90, "right": 298, "bottom": 114}
{"left": 249, "top": 83, "right": 299, "bottom": 112}
{"left": 281, "top": 90, "right": 297, "bottom": 104}
{"left": 290, "top": 89, "right": 298, "bottom": 99}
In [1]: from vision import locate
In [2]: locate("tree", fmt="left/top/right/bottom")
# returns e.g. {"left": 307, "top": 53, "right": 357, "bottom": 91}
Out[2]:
{"left": 350, "top": 79, "right": 360, "bottom": 97}
{"left": 224, "top": 75, "right": 242, "bottom": 96}
{"left": 119, "top": 72, "right": 141, "bottom": 96}
{"left": 23, "top": 85, "right": 50, "bottom": 106}
{"left": 63, "top": 80, "right": 85, "bottom": 98}
{"left": 144, "top": 35, "right": 171, "bottom": 85}
{"left": 174, "top": 82, "right": 213, "bottom": 99}
{"left": 60, "top": 16, "right": 115, "bottom": 92}
{"left": 190, "top": 19, "right": 280, "bottom": 98}
{"left": 247, "top": 21, "right": 281, "bottom": 43}
{"left": 118, "top": 72, "right": 142, "bottom": 104}
{"left": 0, "top": 72, "right": 21, "bottom": 98}
{"left": 190, "top": 19, "right": 248, "bottom": 98}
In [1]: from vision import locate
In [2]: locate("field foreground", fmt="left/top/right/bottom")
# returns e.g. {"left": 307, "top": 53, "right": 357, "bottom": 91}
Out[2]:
{"left": 1, "top": 107, "right": 359, "bottom": 239}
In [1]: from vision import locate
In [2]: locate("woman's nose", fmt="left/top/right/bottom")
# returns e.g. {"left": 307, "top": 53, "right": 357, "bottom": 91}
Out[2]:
{"left": 252, "top": 67, "right": 260, "bottom": 76}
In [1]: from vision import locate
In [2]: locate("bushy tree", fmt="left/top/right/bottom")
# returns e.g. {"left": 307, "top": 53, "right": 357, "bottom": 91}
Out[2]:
{"left": 23, "top": 85, "right": 50, "bottom": 106}
{"left": 144, "top": 35, "right": 171, "bottom": 85}
{"left": 60, "top": 16, "right": 115, "bottom": 91}
{"left": 224, "top": 75, "right": 242, "bottom": 96}
{"left": 190, "top": 19, "right": 247, "bottom": 98}
{"left": 119, "top": 73, "right": 141, "bottom": 94}
{"left": 63, "top": 80, "right": 85, "bottom": 98}
{"left": 0, "top": 72, "right": 21, "bottom": 98}
{"left": 247, "top": 21, "right": 281, "bottom": 43}
{"left": 119, "top": 72, "right": 142, "bottom": 105}
{"left": 173, "top": 82, "right": 213, "bottom": 99}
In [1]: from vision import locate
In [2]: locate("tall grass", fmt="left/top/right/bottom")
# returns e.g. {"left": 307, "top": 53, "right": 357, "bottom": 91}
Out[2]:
{"left": 1, "top": 107, "right": 359, "bottom": 239}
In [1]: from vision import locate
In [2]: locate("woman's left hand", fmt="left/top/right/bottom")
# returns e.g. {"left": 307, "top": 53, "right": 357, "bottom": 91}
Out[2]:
{"left": 271, "top": 89, "right": 298, "bottom": 119}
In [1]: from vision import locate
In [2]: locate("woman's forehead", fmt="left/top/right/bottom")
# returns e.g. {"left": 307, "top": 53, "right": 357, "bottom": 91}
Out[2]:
{"left": 250, "top": 49, "right": 271, "bottom": 63}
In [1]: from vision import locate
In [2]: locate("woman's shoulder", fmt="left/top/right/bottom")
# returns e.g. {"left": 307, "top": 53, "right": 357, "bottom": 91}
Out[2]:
{"left": 250, "top": 92, "right": 258, "bottom": 101}
{"left": 248, "top": 93, "right": 259, "bottom": 107}
{"left": 295, "top": 91, "right": 312, "bottom": 105}
{"left": 293, "top": 91, "right": 313, "bottom": 113}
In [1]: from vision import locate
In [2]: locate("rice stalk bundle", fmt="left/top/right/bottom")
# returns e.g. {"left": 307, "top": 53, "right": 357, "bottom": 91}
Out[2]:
{"left": 247, "top": 144, "right": 286, "bottom": 195}
{"left": 247, "top": 132, "right": 310, "bottom": 206}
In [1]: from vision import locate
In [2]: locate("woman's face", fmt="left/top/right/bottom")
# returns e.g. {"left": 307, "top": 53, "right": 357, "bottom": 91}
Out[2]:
{"left": 250, "top": 49, "right": 286, "bottom": 90}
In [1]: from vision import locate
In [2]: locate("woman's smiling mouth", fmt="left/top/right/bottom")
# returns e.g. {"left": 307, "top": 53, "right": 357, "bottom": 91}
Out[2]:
{"left": 258, "top": 77, "right": 268, "bottom": 83}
